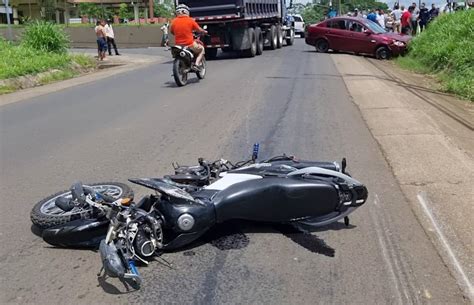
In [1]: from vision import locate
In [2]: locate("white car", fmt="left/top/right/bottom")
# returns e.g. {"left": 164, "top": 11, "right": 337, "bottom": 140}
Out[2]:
{"left": 291, "top": 14, "right": 305, "bottom": 37}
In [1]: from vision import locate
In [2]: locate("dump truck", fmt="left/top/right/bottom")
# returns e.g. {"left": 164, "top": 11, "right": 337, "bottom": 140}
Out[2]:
{"left": 174, "top": 0, "right": 295, "bottom": 59}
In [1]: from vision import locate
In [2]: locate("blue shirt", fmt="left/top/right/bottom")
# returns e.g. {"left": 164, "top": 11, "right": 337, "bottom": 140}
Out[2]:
{"left": 367, "top": 12, "right": 377, "bottom": 22}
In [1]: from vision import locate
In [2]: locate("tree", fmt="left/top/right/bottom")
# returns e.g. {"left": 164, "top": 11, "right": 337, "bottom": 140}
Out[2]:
{"left": 118, "top": 3, "right": 133, "bottom": 20}
{"left": 154, "top": 0, "right": 174, "bottom": 18}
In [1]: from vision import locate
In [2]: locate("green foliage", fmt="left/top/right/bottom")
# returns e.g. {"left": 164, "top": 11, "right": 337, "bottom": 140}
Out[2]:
{"left": 400, "top": 10, "right": 474, "bottom": 100}
{"left": 0, "top": 39, "right": 95, "bottom": 80}
{"left": 299, "top": 0, "right": 388, "bottom": 24}
{"left": 119, "top": 3, "right": 133, "bottom": 20}
{"left": 0, "top": 40, "right": 70, "bottom": 79}
{"left": 38, "top": 70, "right": 77, "bottom": 85}
{"left": 22, "top": 21, "right": 70, "bottom": 53}
{"left": 154, "top": 0, "right": 174, "bottom": 18}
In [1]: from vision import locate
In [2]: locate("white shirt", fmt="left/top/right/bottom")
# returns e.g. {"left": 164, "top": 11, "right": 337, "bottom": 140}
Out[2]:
{"left": 104, "top": 24, "right": 114, "bottom": 39}
{"left": 376, "top": 14, "right": 385, "bottom": 28}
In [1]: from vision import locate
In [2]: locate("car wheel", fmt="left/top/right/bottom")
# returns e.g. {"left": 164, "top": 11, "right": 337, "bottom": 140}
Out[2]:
{"left": 375, "top": 46, "right": 391, "bottom": 60}
{"left": 315, "top": 39, "right": 329, "bottom": 53}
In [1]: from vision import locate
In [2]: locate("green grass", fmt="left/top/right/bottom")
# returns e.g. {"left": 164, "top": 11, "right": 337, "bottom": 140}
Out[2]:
{"left": 396, "top": 10, "right": 474, "bottom": 101}
{"left": 38, "top": 69, "right": 77, "bottom": 85}
{"left": 0, "top": 84, "right": 16, "bottom": 94}
{"left": 0, "top": 39, "right": 95, "bottom": 80}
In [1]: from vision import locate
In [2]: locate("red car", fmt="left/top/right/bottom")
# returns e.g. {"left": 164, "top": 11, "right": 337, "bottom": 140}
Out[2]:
{"left": 305, "top": 17, "right": 411, "bottom": 59}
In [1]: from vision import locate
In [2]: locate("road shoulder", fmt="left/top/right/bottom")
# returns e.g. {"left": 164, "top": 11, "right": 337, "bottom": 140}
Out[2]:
{"left": 332, "top": 54, "right": 474, "bottom": 301}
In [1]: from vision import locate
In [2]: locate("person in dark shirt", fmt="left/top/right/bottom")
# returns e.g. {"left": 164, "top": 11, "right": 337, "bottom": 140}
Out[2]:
{"left": 429, "top": 4, "right": 439, "bottom": 22}
{"left": 418, "top": 3, "right": 430, "bottom": 32}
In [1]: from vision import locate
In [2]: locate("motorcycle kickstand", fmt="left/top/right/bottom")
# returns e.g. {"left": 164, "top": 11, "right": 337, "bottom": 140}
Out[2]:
{"left": 97, "top": 266, "right": 104, "bottom": 277}
{"left": 344, "top": 216, "right": 350, "bottom": 227}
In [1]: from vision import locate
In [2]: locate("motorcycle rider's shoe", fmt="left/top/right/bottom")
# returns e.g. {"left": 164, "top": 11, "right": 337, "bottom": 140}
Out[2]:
{"left": 192, "top": 64, "right": 203, "bottom": 72}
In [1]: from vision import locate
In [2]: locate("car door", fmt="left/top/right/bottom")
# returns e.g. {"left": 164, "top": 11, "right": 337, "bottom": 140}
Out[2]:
{"left": 345, "top": 21, "right": 376, "bottom": 54}
{"left": 323, "top": 19, "right": 349, "bottom": 51}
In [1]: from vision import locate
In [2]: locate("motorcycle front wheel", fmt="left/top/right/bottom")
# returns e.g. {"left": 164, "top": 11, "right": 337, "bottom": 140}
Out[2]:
{"left": 31, "top": 182, "right": 133, "bottom": 229}
{"left": 196, "top": 58, "right": 206, "bottom": 80}
{"left": 173, "top": 59, "right": 188, "bottom": 87}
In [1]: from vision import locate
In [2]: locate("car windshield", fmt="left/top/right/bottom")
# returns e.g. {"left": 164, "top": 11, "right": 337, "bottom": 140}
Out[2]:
{"left": 294, "top": 16, "right": 303, "bottom": 22}
{"left": 364, "top": 20, "right": 386, "bottom": 34}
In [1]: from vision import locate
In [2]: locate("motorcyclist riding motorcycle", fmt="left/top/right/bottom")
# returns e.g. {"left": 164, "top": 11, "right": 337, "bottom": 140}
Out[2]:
{"left": 170, "top": 4, "right": 208, "bottom": 71}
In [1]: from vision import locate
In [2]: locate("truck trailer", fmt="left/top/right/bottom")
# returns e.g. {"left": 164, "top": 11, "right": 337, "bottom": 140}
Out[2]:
{"left": 174, "top": 0, "right": 295, "bottom": 59}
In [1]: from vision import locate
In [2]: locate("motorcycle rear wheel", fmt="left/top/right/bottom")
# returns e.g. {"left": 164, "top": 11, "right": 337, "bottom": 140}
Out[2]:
{"left": 31, "top": 182, "right": 133, "bottom": 229}
{"left": 173, "top": 59, "right": 188, "bottom": 87}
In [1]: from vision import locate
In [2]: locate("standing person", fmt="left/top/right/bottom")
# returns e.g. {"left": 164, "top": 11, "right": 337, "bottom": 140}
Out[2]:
{"left": 160, "top": 22, "right": 169, "bottom": 47}
{"left": 376, "top": 9, "right": 386, "bottom": 28}
{"left": 410, "top": 2, "right": 419, "bottom": 35}
{"left": 418, "top": 3, "right": 430, "bottom": 32}
{"left": 401, "top": 6, "right": 414, "bottom": 35}
{"left": 392, "top": 5, "right": 403, "bottom": 33}
{"left": 429, "top": 4, "right": 439, "bottom": 22}
{"left": 170, "top": 4, "right": 208, "bottom": 70}
{"left": 95, "top": 20, "right": 108, "bottom": 61}
{"left": 105, "top": 20, "right": 120, "bottom": 56}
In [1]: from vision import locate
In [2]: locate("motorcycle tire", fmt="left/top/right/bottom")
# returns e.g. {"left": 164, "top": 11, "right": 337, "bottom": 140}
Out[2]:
{"left": 31, "top": 182, "right": 133, "bottom": 230}
{"left": 196, "top": 58, "right": 207, "bottom": 79}
{"left": 173, "top": 59, "right": 188, "bottom": 87}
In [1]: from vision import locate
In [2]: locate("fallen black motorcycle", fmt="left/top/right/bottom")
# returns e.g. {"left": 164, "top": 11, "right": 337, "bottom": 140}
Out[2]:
{"left": 32, "top": 147, "right": 368, "bottom": 289}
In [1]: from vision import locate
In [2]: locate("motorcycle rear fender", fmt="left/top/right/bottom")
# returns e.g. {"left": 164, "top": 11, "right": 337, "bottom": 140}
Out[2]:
{"left": 42, "top": 219, "right": 108, "bottom": 247}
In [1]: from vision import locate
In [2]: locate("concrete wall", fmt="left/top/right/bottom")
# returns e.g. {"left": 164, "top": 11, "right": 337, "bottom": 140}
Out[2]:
{"left": 0, "top": 26, "right": 165, "bottom": 48}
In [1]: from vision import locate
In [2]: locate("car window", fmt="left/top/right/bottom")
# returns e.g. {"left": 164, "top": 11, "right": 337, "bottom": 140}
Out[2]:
{"left": 327, "top": 20, "right": 347, "bottom": 30}
{"left": 293, "top": 16, "right": 303, "bottom": 22}
{"left": 364, "top": 20, "right": 386, "bottom": 34}
{"left": 347, "top": 21, "right": 364, "bottom": 32}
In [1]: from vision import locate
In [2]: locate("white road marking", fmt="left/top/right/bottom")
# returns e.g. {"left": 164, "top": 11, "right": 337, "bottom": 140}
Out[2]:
{"left": 417, "top": 192, "right": 474, "bottom": 301}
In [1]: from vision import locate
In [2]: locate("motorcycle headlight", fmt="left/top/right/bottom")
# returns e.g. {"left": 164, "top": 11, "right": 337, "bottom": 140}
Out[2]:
{"left": 179, "top": 51, "right": 187, "bottom": 57}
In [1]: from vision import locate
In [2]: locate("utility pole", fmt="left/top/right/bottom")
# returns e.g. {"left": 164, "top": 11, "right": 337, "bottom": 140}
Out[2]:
{"left": 4, "top": 0, "right": 13, "bottom": 41}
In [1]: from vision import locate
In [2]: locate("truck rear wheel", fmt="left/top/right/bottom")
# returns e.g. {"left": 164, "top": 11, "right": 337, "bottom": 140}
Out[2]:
{"left": 268, "top": 25, "right": 277, "bottom": 50}
{"left": 255, "top": 27, "right": 264, "bottom": 55}
{"left": 243, "top": 27, "right": 257, "bottom": 58}
{"left": 276, "top": 25, "right": 283, "bottom": 49}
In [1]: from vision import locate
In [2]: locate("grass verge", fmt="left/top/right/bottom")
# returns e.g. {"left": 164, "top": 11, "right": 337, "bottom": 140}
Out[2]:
{"left": 396, "top": 10, "right": 473, "bottom": 101}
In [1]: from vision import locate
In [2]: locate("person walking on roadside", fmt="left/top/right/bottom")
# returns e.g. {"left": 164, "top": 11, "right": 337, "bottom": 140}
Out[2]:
{"left": 160, "top": 22, "right": 169, "bottom": 47}
{"left": 429, "top": 4, "right": 439, "bottom": 22}
{"left": 418, "top": 3, "right": 430, "bottom": 32}
{"left": 95, "top": 20, "right": 108, "bottom": 61}
{"left": 401, "top": 6, "right": 414, "bottom": 35}
{"left": 105, "top": 20, "right": 120, "bottom": 56}
{"left": 391, "top": 5, "right": 403, "bottom": 33}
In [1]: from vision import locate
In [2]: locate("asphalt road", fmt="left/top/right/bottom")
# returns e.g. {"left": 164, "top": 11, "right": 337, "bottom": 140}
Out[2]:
{"left": 0, "top": 40, "right": 467, "bottom": 304}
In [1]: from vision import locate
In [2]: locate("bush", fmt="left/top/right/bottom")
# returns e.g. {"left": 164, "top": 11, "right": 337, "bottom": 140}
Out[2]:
{"left": 402, "top": 10, "right": 474, "bottom": 100}
{"left": 21, "top": 21, "right": 70, "bottom": 53}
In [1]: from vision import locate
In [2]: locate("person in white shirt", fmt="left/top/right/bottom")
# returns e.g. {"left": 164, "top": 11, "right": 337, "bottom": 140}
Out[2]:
{"left": 376, "top": 9, "right": 386, "bottom": 29}
{"left": 104, "top": 20, "right": 120, "bottom": 56}
{"left": 391, "top": 5, "right": 403, "bottom": 33}
{"left": 160, "top": 22, "right": 169, "bottom": 47}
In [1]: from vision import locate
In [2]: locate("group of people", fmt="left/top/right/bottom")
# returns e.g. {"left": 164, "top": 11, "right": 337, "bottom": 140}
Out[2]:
{"left": 94, "top": 19, "right": 120, "bottom": 61}
{"left": 348, "top": 3, "right": 442, "bottom": 36}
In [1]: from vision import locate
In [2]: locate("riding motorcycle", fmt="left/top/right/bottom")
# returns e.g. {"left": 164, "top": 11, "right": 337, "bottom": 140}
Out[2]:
{"left": 171, "top": 27, "right": 208, "bottom": 87}
{"left": 34, "top": 144, "right": 368, "bottom": 289}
